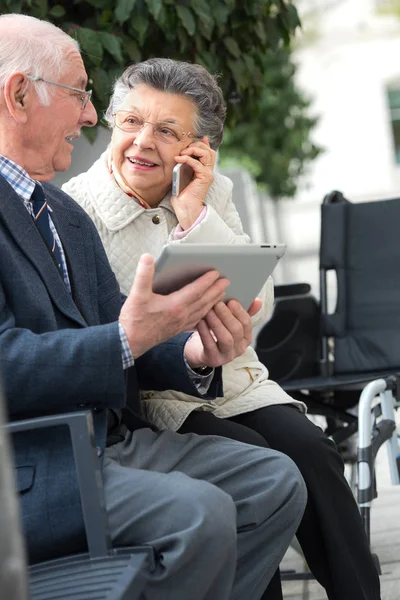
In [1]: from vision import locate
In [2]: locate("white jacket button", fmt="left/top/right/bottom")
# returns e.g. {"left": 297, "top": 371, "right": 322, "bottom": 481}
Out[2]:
{"left": 152, "top": 215, "right": 161, "bottom": 224}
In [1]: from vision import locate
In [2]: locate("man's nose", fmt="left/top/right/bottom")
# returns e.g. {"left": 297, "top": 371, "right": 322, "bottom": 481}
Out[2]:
{"left": 80, "top": 100, "right": 98, "bottom": 127}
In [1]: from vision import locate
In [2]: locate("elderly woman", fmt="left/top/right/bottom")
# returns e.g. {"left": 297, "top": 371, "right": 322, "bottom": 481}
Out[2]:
{"left": 63, "top": 59, "right": 380, "bottom": 600}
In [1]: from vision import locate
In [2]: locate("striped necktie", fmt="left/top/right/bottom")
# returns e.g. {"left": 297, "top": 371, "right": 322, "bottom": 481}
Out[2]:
{"left": 31, "top": 184, "right": 63, "bottom": 271}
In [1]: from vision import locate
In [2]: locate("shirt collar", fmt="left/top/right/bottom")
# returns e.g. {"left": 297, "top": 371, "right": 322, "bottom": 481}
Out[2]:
{"left": 0, "top": 154, "right": 36, "bottom": 202}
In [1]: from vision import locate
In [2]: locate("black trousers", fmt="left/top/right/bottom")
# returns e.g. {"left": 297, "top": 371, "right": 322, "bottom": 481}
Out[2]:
{"left": 178, "top": 405, "right": 381, "bottom": 600}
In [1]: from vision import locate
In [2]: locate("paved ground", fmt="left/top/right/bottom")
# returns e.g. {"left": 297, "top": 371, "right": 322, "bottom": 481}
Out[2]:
{"left": 281, "top": 421, "right": 400, "bottom": 600}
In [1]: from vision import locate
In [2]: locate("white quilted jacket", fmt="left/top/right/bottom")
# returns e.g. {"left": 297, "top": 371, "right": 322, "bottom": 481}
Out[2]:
{"left": 62, "top": 150, "right": 304, "bottom": 431}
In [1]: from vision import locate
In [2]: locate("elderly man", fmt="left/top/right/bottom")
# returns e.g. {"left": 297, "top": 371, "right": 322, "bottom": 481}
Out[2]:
{"left": 0, "top": 13, "right": 306, "bottom": 600}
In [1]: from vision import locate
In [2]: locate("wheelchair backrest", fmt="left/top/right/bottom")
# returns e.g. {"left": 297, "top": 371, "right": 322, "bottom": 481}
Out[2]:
{"left": 320, "top": 191, "right": 400, "bottom": 374}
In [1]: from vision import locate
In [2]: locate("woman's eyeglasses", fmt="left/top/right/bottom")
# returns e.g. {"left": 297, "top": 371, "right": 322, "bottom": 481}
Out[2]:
{"left": 113, "top": 111, "right": 194, "bottom": 144}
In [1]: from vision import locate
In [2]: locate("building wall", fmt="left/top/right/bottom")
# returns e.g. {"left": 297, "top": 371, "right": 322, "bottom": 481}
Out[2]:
{"left": 271, "top": 0, "right": 400, "bottom": 294}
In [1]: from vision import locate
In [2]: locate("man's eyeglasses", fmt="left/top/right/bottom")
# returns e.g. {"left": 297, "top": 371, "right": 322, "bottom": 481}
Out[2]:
{"left": 113, "top": 111, "right": 194, "bottom": 144}
{"left": 27, "top": 75, "right": 92, "bottom": 110}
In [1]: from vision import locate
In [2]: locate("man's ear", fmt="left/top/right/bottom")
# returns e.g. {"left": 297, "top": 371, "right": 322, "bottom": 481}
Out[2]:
{"left": 3, "top": 73, "right": 30, "bottom": 123}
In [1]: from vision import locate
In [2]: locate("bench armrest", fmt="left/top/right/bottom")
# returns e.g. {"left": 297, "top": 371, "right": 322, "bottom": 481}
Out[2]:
{"left": 7, "top": 411, "right": 111, "bottom": 558}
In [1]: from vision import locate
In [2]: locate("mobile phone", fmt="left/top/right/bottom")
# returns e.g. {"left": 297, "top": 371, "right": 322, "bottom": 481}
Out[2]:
{"left": 172, "top": 162, "right": 194, "bottom": 196}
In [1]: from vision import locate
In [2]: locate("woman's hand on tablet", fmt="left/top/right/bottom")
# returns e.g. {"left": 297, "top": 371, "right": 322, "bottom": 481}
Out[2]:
{"left": 247, "top": 297, "right": 262, "bottom": 318}
{"left": 184, "top": 298, "right": 259, "bottom": 369}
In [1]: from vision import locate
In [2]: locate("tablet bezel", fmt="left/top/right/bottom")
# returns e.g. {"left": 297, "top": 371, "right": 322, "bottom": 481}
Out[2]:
{"left": 153, "top": 243, "right": 286, "bottom": 310}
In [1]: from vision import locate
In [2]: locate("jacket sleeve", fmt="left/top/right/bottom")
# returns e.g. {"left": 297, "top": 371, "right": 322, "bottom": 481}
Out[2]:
{"left": 136, "top": 332, "right": 223, "bottom": 399}
{"left": 0, "top": 298, "right": 127, "bottom": 419}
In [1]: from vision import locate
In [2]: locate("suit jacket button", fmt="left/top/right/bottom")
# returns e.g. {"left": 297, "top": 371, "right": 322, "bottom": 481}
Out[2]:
{"left": 152, "top": 215, "right": 161, "bottom": 224}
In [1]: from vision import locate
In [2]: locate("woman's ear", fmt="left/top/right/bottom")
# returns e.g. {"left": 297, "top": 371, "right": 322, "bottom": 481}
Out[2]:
{"left": 3, "top": 73, "right": 29, "bottom": 122}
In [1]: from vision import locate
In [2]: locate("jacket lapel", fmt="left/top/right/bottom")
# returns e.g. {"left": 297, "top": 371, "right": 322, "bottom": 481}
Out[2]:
{"left": 48, "top": 199, "right": 97, "bottom": 325}
{"left": 0, "top": 177, "right": 87, "bottom": 327}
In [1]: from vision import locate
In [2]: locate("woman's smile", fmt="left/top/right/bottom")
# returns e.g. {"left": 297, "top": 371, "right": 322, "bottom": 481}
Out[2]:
{"left": 125, "top": 155, "right": 160, "bottom": 171}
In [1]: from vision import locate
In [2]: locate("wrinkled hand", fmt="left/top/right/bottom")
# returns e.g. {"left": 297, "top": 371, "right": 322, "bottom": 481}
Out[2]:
{"left": 184, "top": 297, "right": 262, "bottom": 369}
{"left": 119, "top": 254, "right": 230, "bottom": 359}
{"left": 171, "top": 137, "right": 216, "bottom": 230}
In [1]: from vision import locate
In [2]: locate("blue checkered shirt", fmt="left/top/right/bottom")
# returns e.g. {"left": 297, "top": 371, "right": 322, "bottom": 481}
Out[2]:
{"left": 0, "top": 154, "right": 134, "bottom": 369}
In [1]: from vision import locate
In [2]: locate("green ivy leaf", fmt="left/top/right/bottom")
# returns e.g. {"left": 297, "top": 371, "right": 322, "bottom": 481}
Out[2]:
{"left": 76, "top": 28, "right": 103, "bottom": 63}
{"left": 243, "top": 54, "right": 255, "bottom": 73}
{"left": 224, "top": 37, "right": 241, "bottom": 59}
{"left": 145, "top": 0, "right": 162, "bottom": 20}
{"left": 130, "top": 13, "right": 149, "bottom": 46}
{"left": 48, "top": 5, "right": 65, "bottom": 18}
{"left": 212, "top": 2, "right": 230, "bottom": 26}
{"left": 227, "top": 58, "right": 247, "bottom": 90}
{"left": 6, "top": 0, "right": 23, "bottom": 11}
{"left": 190, "top": 0, "right": 215, "bottom": 40}
{"left": 99, "top": 8, "right": 113, "bottom": 26}
{"left": 287, "top": 4, "right": 302, "bottom": 29}
{"left": 196, "top": 51, "right": 214, "bottom": 71}
{"left": 177, "top": 27, "right": 188, "bottom": 53}
{"left": 254, "top": 20, "right": 267, "bottom": 45}
{"left": 108, "top": 66, "right": 125, "bottom": 84}
{"left": 278, "top": 17, "right": 291, "bottom": 46}
{"left": 115, "top": 0, "right": 137, "bottom": 25}
{"left": 195, "top": 36, "right": 205, "bottom": 53}
{"left": 198, "top": 19, "right": 214, "bottom": 41}
{"left": 125, "top": 38, "right": 141, "bottom": 63}
{"left": 176, "top": 5, "right": 196, "bottom": 36}
{"left": 91, "top": 67, "right": 111, "bottom": 99}
{"left": 31, "top": 0, "right": 48, "bottom": 19}
{"left": 279, "top": 4, "right": 301, "bottom": 33}
{"left": 265, "top": 18, "right": 281, "bottom": 50}
{"left": 151, "top": 4, "right": 168, "bottom": 28}
{"left": 100, "top": 32, "right": 124, "bottom": 64}
{"left": 75, "top": 27, "right": 103, "bottom": 62}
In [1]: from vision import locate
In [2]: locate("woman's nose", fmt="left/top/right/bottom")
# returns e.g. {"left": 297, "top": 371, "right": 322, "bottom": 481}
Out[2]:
{"left": 133, "top": 123, "right": 156, "bottom": 148}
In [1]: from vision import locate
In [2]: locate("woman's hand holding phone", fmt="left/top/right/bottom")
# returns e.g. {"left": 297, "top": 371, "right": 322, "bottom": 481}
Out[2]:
{"left": 171, "top": 137, "right": 216, "bottom": 230}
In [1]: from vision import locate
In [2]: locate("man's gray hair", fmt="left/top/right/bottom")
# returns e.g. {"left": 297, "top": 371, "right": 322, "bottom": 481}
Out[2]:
{"left": 0, "top": 14, "right": 79, "bottom": 105}
{"left": 105, "top": 58, "right": 227, "bottom": 150}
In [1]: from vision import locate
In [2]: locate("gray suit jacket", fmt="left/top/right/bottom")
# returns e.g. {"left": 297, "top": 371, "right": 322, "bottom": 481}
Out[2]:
{"left": 0, "top": 175, "right": 222, "bottom": 563}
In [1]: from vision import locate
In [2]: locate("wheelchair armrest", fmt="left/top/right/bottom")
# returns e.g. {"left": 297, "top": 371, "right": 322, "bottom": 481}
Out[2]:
{"left": 6, "top": 411, "right": 111, "bottom": 558}
{"left": 274, "top": 282, "right": 312, "bottom": 298}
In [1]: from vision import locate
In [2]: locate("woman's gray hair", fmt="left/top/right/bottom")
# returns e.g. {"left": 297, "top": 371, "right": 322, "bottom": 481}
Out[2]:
{"left": 0, "top": 14, "right": 79, "bottom": 105}
{"left": 105, "top": 58, "right": 227, "bottom": 150}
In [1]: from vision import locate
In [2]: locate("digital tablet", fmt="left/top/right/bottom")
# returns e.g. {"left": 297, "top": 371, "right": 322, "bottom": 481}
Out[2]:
{"left": 153, "top": 243, "right": 286, "bottom": 310}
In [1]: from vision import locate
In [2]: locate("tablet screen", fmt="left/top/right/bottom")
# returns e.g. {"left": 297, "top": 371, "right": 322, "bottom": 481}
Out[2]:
{"left": 153, "top": 243, "right": 286, "bottom": 310}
